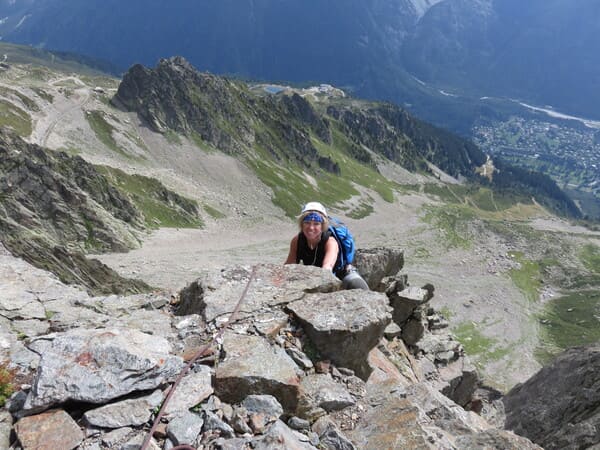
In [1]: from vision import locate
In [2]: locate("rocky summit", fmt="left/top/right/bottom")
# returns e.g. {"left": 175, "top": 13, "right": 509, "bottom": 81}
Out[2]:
{"left": 1, "top": 241, "right": 553, "bottom": 449}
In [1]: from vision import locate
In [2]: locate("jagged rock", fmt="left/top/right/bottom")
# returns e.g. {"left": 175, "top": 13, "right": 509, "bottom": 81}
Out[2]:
{"left": 252, "top": 420, "right": 317, "bottom": 449}
{"left": 215, "top": 331, "right": 301, "bottom": 412}
{"left": 353, "top": 247, "right": 404, "bottom": 290}
{"left": 203, "top": 410, "right": 236, "bottom": 438}
{"left": 350, "top": 380, "right": 496, "bottom": 449}
{"left": 166, "top": 411, "right": 204, "bottom": 446}
{"left": 83, "top": 390, "right": 163, "bottom": 428}
{"left": 299, "top": 374, "right": 355, "bottom": 414}
{"left": 287, "top": 289, "right": 392, "bottom": 379}
{"left": 348, "top": 395, "right": 453, "bottom": 449}
{"left": 230, "top": 407, "right": 253, "bottom": 434}
{"left": 399, "top": 382, "right": 490, "bottom": 434}
{"left": 400, "top": 313, "right": 427, "bottom": 345}
{"left": 455, "top": 429, "right": 543, "bottom": 449}
{"left": 503, "top": 343, "right": 600, "bottom": 450}
{"left": 163, "top": 365, "right": 213, "bottom": 416}
{"left": 242, "top": 395, "right": 284, "bottom": 420}
{"left": 240, "top": 395, "right": 283, "bottom": 434}
{"left": 366, "top": 347, "right": 414, "bottom": 388}
{"left": 380, "top": 273, "right": 409, "bottom": 295}
{"left": 369, "top": 339, "right": 422, "bottom": 387}
{"left": 415, "top": 331, "right": 462, "bottom": 363}
{"left": 177, "top": 264, "right": 341, "bottom": 320}
{"left": 22, "top": 328, "right": 183, "bottom": 414}
{"left": 469, "top": 386, "right": 506, "bottom": 428}
{"left": 437, "top": 357, "right": 479, "bottom": 407}
{"left": 389, "top": 286, "right": 433, "bottom": 326}
{"left": 312, "top": 416, "right": 356, "bottom": 450}
{"left": 286, "top": 347, "right": 314, "bottom": 370}
{"left": 14, "top": 409, "right": 83, "bottom": 450}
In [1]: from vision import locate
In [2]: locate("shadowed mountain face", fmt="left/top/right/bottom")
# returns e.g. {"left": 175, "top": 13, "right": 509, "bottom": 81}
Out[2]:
{"left": 0, "top": 0, "right": 598, "bottom": 129}
{"left": 402, "top": 0, "right": 600, "bottom": 120}
{"left": 0, "top": 129, "right": 151, "bottom": 294}
{"left": 0, "top": 0, "right": 425, "bottom": 82}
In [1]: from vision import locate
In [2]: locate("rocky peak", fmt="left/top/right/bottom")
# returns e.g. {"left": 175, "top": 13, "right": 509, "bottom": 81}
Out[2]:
{"left": 114, "top": 56, "right": 253, "bottom": 153}
{"left": 113, "top": 57, "right": 342, "bottom": 174}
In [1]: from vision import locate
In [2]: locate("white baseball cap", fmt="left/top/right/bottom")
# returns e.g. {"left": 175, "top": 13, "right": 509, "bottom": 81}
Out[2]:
{"left": 300, "top": 201, "right": 328, "bottom": 217}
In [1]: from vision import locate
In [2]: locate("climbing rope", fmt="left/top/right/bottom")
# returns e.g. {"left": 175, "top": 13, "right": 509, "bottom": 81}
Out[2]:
{"left": 141, "top": 265, "right": 258, "bottom": 450}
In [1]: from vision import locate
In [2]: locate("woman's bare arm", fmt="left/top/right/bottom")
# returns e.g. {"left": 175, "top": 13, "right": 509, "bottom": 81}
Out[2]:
{"left": 284, "top": 235, "right": 299, "bottom": 264}
{"left": 321, "top": 236, "right": 339, "bottom": 271}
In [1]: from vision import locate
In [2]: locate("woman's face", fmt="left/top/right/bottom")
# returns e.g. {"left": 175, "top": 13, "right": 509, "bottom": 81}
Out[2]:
{"left": 302, "top": 219, "right": 323, "bottom": 241}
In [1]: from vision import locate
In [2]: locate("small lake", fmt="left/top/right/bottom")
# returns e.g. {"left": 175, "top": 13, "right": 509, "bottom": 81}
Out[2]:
{"left": 264, "top": 85, "right": 286, "bottom": 94}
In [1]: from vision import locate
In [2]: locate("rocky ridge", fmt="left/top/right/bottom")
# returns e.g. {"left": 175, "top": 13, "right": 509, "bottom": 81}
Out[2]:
{"left": 0, "top": 128, "right": 203, "bottom": 295}
{"left": 112, "top": 56, "right": 580, "bottom": 219}
{"left": 1, "top": 244, "right": 546, "bottom": 449}
{"left": 503, "top": 344, "right": 600, "bottom": 450}
{"left": 113, "top": 56, "right": 484, "bottom": 179}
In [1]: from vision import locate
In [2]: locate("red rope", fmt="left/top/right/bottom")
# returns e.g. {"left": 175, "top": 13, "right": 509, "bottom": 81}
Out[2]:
{"left": 141, "top": 265, "right": 257, "bottom": 450}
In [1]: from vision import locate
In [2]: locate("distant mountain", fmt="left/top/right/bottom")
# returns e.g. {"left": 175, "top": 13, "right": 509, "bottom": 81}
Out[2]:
{"left": 402, "top": 0, "right": 600, "bottom": 120}
{"left": 0, "top": 0, "right": 432, "bottom": 81}
{"left": 0, "top": 0, "right": 597, "bottom": 133}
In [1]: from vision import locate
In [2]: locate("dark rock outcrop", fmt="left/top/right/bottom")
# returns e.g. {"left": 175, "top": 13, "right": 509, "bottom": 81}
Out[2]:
{"left": 354, "top": 246, "right": 404, "bottom": 290}
{"left": 113, "top": 57, "right": 337, "bottom": 174}
{"left": 503, "top": 344, "right": 600, "bottom": 450}
{"left": 113, "top": 57, "right": 254, "bottom": 153}
{"left": 0, "top": 129, "right": 150, "bottom": 294}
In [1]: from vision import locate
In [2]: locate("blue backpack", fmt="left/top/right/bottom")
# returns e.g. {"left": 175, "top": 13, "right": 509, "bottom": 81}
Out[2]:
{"left": 328, "top": 217, "right": 356, "bottom": 274}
